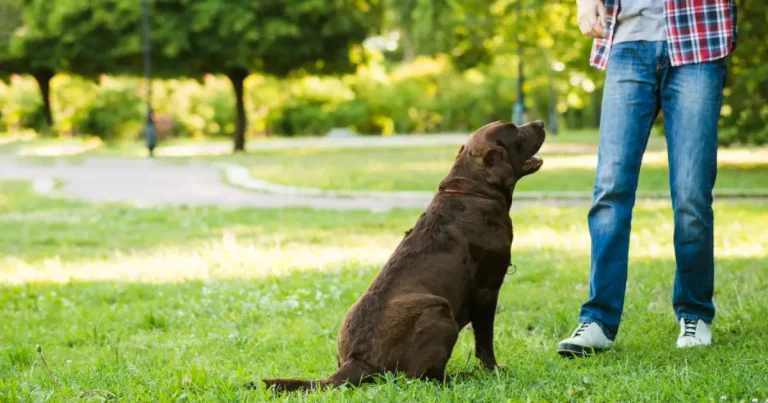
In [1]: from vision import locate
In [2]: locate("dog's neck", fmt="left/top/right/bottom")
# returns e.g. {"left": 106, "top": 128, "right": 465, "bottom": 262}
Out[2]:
{"left": 438, "top": 175, "right": 513, "bottom": 210}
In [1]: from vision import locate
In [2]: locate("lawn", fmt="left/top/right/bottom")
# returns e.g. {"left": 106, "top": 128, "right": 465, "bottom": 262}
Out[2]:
{"left": 1, "top": 180, "right": 767, "bottom": 402}
{"left": 233, "top": 146, "right": 768, "bottom": 194}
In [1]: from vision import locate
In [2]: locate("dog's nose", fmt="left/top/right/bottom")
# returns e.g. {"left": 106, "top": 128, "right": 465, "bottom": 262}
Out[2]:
{"left": 532, "top": 120, "right": 545, "bottom": 129}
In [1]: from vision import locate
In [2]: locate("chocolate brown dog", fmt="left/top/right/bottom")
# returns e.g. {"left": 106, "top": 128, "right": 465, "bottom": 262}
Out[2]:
{"left": 259, "top": 120, "right": 546, "bottom": 391}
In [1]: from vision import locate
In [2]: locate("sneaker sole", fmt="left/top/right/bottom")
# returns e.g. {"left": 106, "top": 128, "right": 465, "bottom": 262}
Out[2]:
{"left": 556, "top": 343, "right": 608, "bottom": 358}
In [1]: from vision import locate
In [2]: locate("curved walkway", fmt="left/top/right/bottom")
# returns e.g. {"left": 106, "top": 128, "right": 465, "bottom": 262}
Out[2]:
{"left": 0, "top": 155, "right": 440, "bottom": 210}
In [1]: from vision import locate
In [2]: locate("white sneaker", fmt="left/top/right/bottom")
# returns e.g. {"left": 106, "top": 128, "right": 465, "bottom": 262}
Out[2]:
{"left": 557, "top": 322, "right": 614, "bottom": 357}
{"left": 676, "top": 318, "right": 712, "bottom": 348}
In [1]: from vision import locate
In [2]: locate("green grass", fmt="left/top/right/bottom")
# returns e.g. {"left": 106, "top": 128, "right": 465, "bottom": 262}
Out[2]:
{"left": 230, "top": 146, "right": 768, "bottom": 194}
{"left": 1, "top": 180, "right": 767, "bottom": 401}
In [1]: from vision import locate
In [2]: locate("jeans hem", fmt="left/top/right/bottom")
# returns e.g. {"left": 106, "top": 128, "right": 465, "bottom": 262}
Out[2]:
{"left": 578, "top": 316, "right": 616, "bottom": 341}
{"left": 677, "top": 313, "right": 713, "bottom": 325}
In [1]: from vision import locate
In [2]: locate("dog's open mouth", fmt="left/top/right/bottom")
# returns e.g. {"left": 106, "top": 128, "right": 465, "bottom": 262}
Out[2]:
{"left": 522, "top": 155, "right": 544, "bottom": 174}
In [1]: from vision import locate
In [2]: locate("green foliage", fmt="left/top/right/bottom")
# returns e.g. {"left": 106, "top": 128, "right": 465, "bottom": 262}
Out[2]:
{"left": 0, "top": 0, "right": 23, "bottom": 62}
{"left": 143, "top": 0, "right": 382, "bottom": 149}
{"left": 719, "top": 4, "right": 768, "bottom": 146}
{"left": 79, "top": 83, "right": 143, "bottom": 142}
{"left": 144, "top": 0, "right": 380, "bottom": 79}
{"left": 0, "top": 76, "right": 46, "bottom": 131}
{"left": 0, "top": 0, "right": 382, "bottom": 149}
{"left": 0, "top": 55, "right": 603, "bottom": 139}
{"left": 0, "top": 0, "right": 766, "bottom": 144}
{"left": 48, "top": 74, "right": 98, "bottom": 136}
{"left": 0, "top": 0, "right": 131, "bottom": 127}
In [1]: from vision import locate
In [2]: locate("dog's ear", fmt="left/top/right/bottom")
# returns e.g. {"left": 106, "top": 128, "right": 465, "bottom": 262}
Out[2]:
{"left": 455, "top": 145, "right": 465, "bottom": 160}
{"left": 481, "top": 140, "right": 507, "bottom": 167}
{"left": 481, "top": 141, "right": 515, "bottom": 187}
{"left": 481, "top": 146, "right": 504, "bottom": 167}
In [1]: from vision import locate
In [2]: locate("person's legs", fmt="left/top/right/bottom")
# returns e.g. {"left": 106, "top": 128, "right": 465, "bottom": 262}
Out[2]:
{"left": 577, "top": 41, "right": 663, "bottom": 339}
{"left": 660, "top": 57, "right": 726, "bottom": 329}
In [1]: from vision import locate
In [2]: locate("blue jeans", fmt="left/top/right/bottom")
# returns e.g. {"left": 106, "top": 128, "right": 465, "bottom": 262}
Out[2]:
{"left": 578, "top": 41, "right": 726, "bottom": 339}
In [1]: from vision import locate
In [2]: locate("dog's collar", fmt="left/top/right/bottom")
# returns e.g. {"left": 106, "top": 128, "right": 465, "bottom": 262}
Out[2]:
{"left": 440, "top": 188, "right": 499, "bottom": 201}
{"left": 439, "top": 176, "right": 510, "bottom": 203}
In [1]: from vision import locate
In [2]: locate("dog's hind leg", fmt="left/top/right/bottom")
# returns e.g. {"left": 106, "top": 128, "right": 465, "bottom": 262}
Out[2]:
{"left": 401, "top": 301, "right": 460, "bottom": 382}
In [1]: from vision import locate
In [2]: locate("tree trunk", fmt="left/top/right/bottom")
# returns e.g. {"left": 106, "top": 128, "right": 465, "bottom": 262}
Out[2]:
{"left": 32, "top": 69, "right": 55, "bottom": 128}
{"left": 227, "top": 69, "right": 249, "bottom": 152}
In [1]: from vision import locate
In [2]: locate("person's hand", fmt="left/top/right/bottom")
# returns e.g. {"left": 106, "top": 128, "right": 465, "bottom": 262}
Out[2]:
{"left": 576, "top": 0, "right": 607, "bottom": 38}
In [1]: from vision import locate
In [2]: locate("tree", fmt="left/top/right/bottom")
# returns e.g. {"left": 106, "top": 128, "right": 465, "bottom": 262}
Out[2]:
{"left": 380, "top": 0, "right": 496, "bottom": 69}
{"left": 145, "top": 0, "right": 382, "bottom": 151}
{"left": 0, "top": 0, "right": 58, "bottom": 128}
{"left": 0, "top": 0, "right": 136, "bottom": 129}
{"left": 719, "top": 3, "right": 768, "bottom": 145}
{"left": 3, "top": 0, "right": 380, "bottom": 148}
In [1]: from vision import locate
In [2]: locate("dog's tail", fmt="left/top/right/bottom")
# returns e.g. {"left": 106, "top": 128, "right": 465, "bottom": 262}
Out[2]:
{"left": 260, "top": 360, "right": 372, "bottom": 392}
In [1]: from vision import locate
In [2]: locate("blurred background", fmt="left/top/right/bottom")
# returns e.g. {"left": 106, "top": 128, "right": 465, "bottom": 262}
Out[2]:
{"left": 1, "top": 0, "right": 765, "bottom": 150}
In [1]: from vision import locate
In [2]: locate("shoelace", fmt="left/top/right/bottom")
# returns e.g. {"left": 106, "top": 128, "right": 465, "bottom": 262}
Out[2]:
{"left": 574, "top": 322, "right": 591, "bottom": 337}
{"left": 683, "top": 319, "right": 698, "bottom": 337}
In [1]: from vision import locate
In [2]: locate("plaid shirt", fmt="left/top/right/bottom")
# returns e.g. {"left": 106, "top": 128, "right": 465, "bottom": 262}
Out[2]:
{"left": 590, "top": 0, "right": 737, "bottom": 70}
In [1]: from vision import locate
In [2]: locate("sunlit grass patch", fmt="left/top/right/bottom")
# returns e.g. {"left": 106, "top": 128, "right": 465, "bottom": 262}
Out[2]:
{"left": 1, "top": 181, "right": 765, "bottom": 284}
{"left": 15, "top": 138, "right": 103, "bottom": 157}
{"left": 0, "top": 131, "right": 37, "bottom": 149}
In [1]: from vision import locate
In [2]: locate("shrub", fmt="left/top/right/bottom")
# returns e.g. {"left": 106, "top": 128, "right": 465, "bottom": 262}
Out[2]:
{"left": 50, "top": 74, "right": 99, "bottom": 136}
{"left": 6, "top": 51, "right": 762, "bottom": 143}
{"left": 79, "top": 79, "right": 143, "bottom": 142}
{"left": 0, "top": 75, "right": 47, "bottom": 133}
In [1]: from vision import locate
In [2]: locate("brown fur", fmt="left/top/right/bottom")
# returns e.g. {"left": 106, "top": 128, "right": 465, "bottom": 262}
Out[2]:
{"left": 257, "top": 120, "right": 546, "bottom": 392}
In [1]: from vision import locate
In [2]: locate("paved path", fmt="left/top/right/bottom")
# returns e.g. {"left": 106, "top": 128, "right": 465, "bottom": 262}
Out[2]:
{"left": 0, "top": 156, "right": 444, "bottom": 210}
{"left": 3, "top": 156, "right": 582, "bottom": 210}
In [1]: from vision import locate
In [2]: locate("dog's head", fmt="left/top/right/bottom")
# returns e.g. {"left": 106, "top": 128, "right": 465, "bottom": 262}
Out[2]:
{"left": 456, "top": 120, "right": 545, "bottom": 188}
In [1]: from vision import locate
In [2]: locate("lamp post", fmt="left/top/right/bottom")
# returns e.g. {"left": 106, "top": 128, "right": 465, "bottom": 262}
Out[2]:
{"left": 512, "top": 48, "right": 526, "bottom": 126}
{"left": 141, "top": 0, "right": 156, "bottom": 157}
